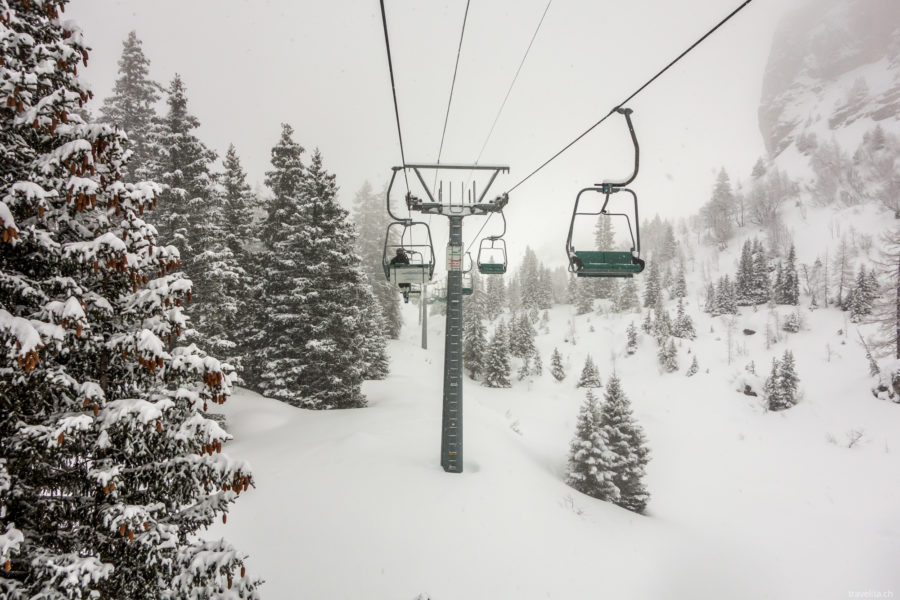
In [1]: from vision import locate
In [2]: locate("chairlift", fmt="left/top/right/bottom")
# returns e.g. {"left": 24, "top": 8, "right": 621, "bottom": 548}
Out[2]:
{"left": 382, "top": 221, "right": 436, "bottom": 289}
{"left": 566, "top": 107, "right": 646, "bottom": 278}
{"left": 477, "top": 211, "right": 508, "bottom": 275}
{"left": 462, "top": 252, "right": 474, "bottom": 296}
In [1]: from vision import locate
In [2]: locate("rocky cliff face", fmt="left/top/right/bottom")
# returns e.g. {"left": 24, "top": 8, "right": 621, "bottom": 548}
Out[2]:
{"left": 758, "top": 0, "right": 900, "bottom": 157}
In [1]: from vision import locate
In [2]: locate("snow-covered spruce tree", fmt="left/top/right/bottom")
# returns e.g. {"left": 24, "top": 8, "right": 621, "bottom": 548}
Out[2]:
{"left": 462, "top": 302, "right": 487, "bottom": 380}
{"left": 848, "top": 265, "right": 878, "bottom": 323}
{"left": 672, "top": 297, "right": 696, "bottom": 340}
{"left": 216, "top": 144, "right": 260, "bottom": 377}
{"left": 651, "top": 298, "right": 671, "bottom": 341}
{"left": 566, "top": 272, "right": 578, "bottom": 305}
{"left": 599, "top": 375, "right": 651, "bottom": 512}
{"left": 642, "top": 259, "right": 661, "bottom": 308}
{"left": 359, "top": 277, "right": 390, "bottom": 380}
{"left": 258, "top": 145, "right": 370, "bottom": 408}
{"left": 715, "top": 274, "right": 737, "bottom": 315}
{"left": 703, "top": 281, "right": 716, "bottom": 314}
{"left": 576, "top": 355, "right": 602, "bottom": 388}
{"left": 657, "top": 337, "right": 679, "bottom": 373}
{"left": 509, "top": 312, "right": 537, "bottom": 360}
{"left": 146, "top": 75, "right": 215, "bottom": 268}
{"left": 736, "top": 239, "right": 754, "bottom": 306}
{"left": 483, "top": 320, "right": 511, "bottom": 388}
{"left": 566, "top": 390, "right": 619, "bottom": 502}
{"left": 550, "top": 347, "right": 566, "bottom": 381}
{"left": 614, "top": 277, "right": 639, "bottom": 312}
{"left": 575, "top": 277, "right": 594, "bottom": 315}
{"left": 352, "top": 181, "right": 402, "bottom": 338}
{"left": 626, "top": 322, "right": 638, "bottom": 355}
{"left": 484, "top": 273, "right": 506, "bottom": 320}
{"left": 751, "top": 238, "right": 770, "bottom": 305}
{"left": 531, "top": 349, "right": 543, "bottom": 376}
{"left": 99, "top": 30, "right": 160, "bottom": 180}
{"left": 776, "top": 243, "right": 800, "bottom": 305}
{"left": 0, "top": 5, "right": 258, "bottom": 597}
{"left": 672, "top": 265, "right": 687, "bottom": 299}
{"left": 765, "top": 350, "right": 799, "bottom": 411}
{"left": 686, "top": 354, "right": 699, "bottom": 377}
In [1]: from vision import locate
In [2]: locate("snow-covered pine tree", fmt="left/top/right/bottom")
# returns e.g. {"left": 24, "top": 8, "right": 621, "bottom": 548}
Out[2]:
{"left": 359, "top": 278, "right": 390, "bottom": 380}
{"left": 672, "top": 297, "right": 696, "bottom": 339}
{"left": 782, "top": 243, "right": 800, "bottom": 305}
{"left": 258, "top": 145, "right": 370, "bottom": 408}
{"left": 777, "top": 349, "right": 799, "bottom": 408}
{"left": 484, "top": 273, "right": 506, "bottom": 321}
{"left": 463, "top": 303, "right": 488, "bottom": 380}
{"left": 99, "top": 31, "right": 161, "bottom": 180}
{"left": 642, "top": 258, "right": 661, "bottom": 308}
{"left": 532, "top": 349, "right": 543, "bottom": 376}
{"left": 703, "top": 281, "right": 716, "bottom": 314}
{"left": 0, "top": 6, "right": 258, "bottom": 596}
{"left": 614, "top": 277, "right": 639, "bottom": 312}
{"left": 686, "top": 354, "right": 699, "bottom": 377}
{"left": 763, "top": 357, "right": 780, "bottom": 408}
{"left": 626, "top": 322, "right": 638, "bottom": 355}
{"left": 147, "top": 75, "right": 216, "bottom": 270}
{"left": 598, "top": 374, "right": 651, "bottom": 512}
{"left": 352, "top": 181, "right": 402, "bottom": 338}
{"left": 641, "top": 307, "right": 653, "bottom": 334}
{"left": 518, "top": 246, "right": 543, "bottom": 312}
{"left": 715, "top": 275, "right": 738, "bottom": 314}
{"left": 509, "top": 312, "right": 537, "bottom": 359}
{"left": 672, "top": 264, "right": 687, "bottom": 299}
{"left": 704, "top": 168, "right": 735, "bottom": 247}
{"left": 848, "top": 265, "right": 877, "bottom": 322}
{"left": 483, "top": 320, "right": 511, "bottom": 388}
{"left": 652, "top": 297, "right": 671, "bottom": 340}
{"left": 576, "top": 355, "right": 602, "bottom": 388}
{"left": 736, "top": 239, "right": 754, "bottom": 305}
{"left": 550, "top": 347, "right": 566, "bottom": 381}
{"left": 566, "top": 390, "right": 619, "bottom": 502}
{"left": 566, "top": 272, "right": 578, "bottom": 305}
{"left": 261, "top": 123, "right": 305, "bottom": 248}
{"left": 870, "top": 228, "right": 900, "bottom": 358}
{"left": 751, "top": 238, "right": 771, "bottom": 305}
{"left": 217, "top": 144, "right": 260, "bottom": 378}
{"left": 575, "top": 277, "right": 594, "bottom": 315}
{"left": 657, "top": 337, "right": 679, "bottom": 373}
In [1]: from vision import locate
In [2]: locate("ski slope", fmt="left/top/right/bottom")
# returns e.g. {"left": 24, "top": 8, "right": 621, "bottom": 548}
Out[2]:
{"left": 210, "top": 275, "right": 900, "bottom": 599}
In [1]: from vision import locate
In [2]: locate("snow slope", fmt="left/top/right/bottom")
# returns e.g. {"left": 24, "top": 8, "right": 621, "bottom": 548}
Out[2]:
{"left": 210, "top": 262, "right": 900, "bottom": 599}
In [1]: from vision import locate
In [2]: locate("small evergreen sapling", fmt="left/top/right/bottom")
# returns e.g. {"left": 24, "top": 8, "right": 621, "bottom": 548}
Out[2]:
{"left": 626, "top": 322, "right": 639, "bottom": 355}
{"left": 686, "top": 354, "right": 699, "bottom": 377}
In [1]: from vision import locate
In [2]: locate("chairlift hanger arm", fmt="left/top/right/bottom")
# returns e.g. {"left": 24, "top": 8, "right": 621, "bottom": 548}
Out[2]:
{"left": 596, "top": 108, "right": 640, "bottom": 189}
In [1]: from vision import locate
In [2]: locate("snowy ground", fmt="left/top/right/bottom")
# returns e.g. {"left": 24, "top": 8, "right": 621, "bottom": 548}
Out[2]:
{"left": 210, "top": 279, "right": 900, "bottom": 599}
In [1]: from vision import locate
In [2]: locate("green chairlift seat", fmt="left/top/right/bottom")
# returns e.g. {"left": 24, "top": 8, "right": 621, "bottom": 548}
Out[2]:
{"left": 478, "top": 262, "right": 506, "bottom": 275}
{"left": 571, "top": 250, "right": 644, "bottom": 278}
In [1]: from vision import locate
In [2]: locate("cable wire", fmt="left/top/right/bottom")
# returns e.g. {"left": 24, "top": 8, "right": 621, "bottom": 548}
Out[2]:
{"left": 475, "top": 0, "right": 552, "bottom": 164}
{"left": 379, "top": 0, "right": 411, "bottom": 198}
{"left": 505, "top": 0, "right": 754, "bottom": 195}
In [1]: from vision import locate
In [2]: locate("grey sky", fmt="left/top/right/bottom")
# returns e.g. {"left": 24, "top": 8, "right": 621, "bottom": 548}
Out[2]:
{"left": 68, "top": 0, "right": 793, "bottom": 266}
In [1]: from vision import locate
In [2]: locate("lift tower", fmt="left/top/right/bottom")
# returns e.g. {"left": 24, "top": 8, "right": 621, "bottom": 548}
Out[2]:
{"left": 387, "top": 164, "right": 509, "bottom": 473}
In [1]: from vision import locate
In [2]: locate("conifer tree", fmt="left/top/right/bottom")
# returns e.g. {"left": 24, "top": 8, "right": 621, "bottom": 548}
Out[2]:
{"left": 258, "top": 145, "right": 371, "bottom": 408}
{"left": 848, "top": 265, "right": 878, "bottom": 322}
{"left": 518, "top": 247, "right": 544, "bottom": 312}
{"left": 614, "top": 278, "right": 639, "bottom": 312}
{"left": 598, "top": 375, "right": 651, "bottom": 512}
{"left": 576, "top": 355, "right": 602, "bottom": 388}
{"left": 703, "top": 281, "right": 717, "bottom": 314}
{"left": 626, "top": 322, "right": 639, "bottom": 355}
{"left": 566, "top": 272, "right": 578, "bottom": 305}
{"left": 359, "top": 281, "right": 390, "bottom": 380}
{"left": 715, "top": 275, "right": 738, "bottom": 314}
{"left": 483, "top": 321, "right": 511, "bottom": 388}
{"left": 463, "top": 305, "right": 488, "bottom": 380}
{"left": 352, "top": 181, "right": 402, "bottom": 338}
{"left": 592, "top": 216, "right": 616, "bottom": 299}
{"left": 509, "top": 313, "right": 537, "bottom": 359}
{"left": 642, "top": 259, "right": 661, "bottom": 308}
{"left": 672, "top": 264, "right": 687, "bottom": 299}
{"left": 261, "top": 123, "right": 306, "bottom": 248}
{"left": 765, "top": 350, "right": 799, "bottom": 411}
{"left": 147, "top": 75, "right": 216, "bottom": 266}
{"left": 566, "top": 390, "right": 619, "bottom": 501}
{"left": 672, "top": 297, "right": 696, "bottom": 339}
{"left": 641, "top": 307, "right": 654, "bottom": 334}
{"left": 575, "top": 277, "right": 594, "bottom": 315}
{"left": 99, "top": 31, "right": 160, "bottom": 179}
{"left": 0, "top": 6, "right": 258, "bottom": 597}
{"left": 751, "top": 238, "right": 771, "bottom": 305}
{"left": 484, "top": 274, "right": 507, "bottom": 320}
{"left": 652, "top": 297, "right": 671, "bottom": 340}
{"left": 550, "top": 347, "right": 566, "bottom": 381}
{"left": 657, "top": 337, "right": 679, "bottom": 373}
{"left": 686, "top": 354, "right": 699, "bottom": 377}
{"left": 781, "top": 243, "right": 800, "bottom": 305}
{"left": 532, "top": 349, "right": 543, "bottom": 376}
{"left": 736, "top": 239, "right": 754, "bottom": 305}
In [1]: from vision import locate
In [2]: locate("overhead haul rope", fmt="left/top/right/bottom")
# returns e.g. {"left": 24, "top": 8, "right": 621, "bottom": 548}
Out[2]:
{"left": 463, "top": 0, "right": 553, "bottom": 253}
{"left": 378, "top": 0, "right": 411, "bottom": 216}
{"left": 475, "top": 0, "right": 553, "bottom": 164}
{"left": 435, "top": 0, "right": 472, "bottom": 174}
{"left": 504, "top": 0, "right": 754, "bottom": 196}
